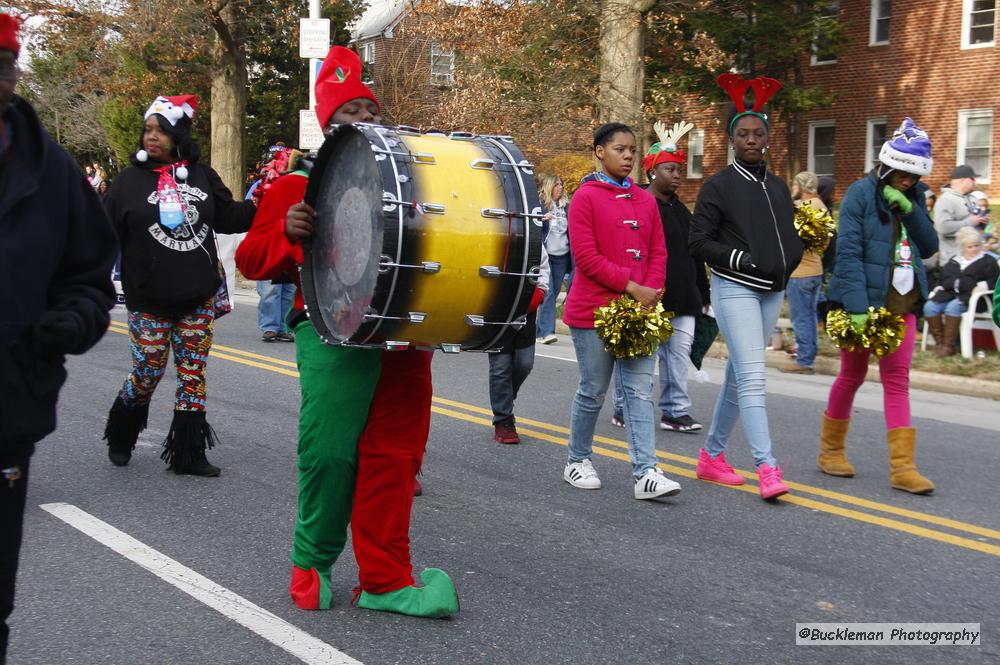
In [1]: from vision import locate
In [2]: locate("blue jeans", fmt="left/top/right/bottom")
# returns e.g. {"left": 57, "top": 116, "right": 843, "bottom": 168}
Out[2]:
{"left": 257, "top": 280, "right": 296, "bottom": 333}
{"left": 923, "top": 298, "right": 966, "bottom": 317}
{"left": 568, "top": 327, "right": 658, "bottom": 478}
{"left": 786, "top": 275, "right": 823, "bottom": 368}
{"left": 612, "top": 316, "right": 695, "bottom": 419}
{"left": 536, "top": 253, "right": 573, "bottom": 337}
{"left": 488, "top": 345, "right": 535, "bottom": 424}
{"left": 704, "top": 275, "right": 783, "bottom": 468}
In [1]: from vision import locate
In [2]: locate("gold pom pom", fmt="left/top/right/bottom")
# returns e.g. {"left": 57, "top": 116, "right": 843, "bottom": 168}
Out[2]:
{"left": 825, "top": 307, "right": 906, "bottom": 357}
{"left": 594, "top": 295, "right": 674, "bottom": 359}
{"left": 793, "top": 202, "right": 836, "bottom": 253}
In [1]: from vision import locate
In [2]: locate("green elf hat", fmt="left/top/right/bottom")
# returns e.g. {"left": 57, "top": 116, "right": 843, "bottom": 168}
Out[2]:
{"left": 642, "top": 120, "right": 695, "bottom": 173}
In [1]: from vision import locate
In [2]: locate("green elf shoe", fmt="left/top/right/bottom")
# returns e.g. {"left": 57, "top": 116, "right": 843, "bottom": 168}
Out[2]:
{"left": 355, "top": 568, "right": 459, "bottom": 618}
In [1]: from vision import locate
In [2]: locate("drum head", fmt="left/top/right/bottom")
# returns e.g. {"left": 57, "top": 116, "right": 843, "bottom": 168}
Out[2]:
{"left": 300, "top": 125, "right": 383, "bottom": 343}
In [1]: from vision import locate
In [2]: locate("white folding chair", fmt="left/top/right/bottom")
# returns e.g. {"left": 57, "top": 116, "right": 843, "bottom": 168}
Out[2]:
{"left": 959, "top": 283, "right": 1000, "bottom": 358}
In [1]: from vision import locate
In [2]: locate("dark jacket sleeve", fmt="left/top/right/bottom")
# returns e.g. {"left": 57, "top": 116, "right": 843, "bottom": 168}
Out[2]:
{"left": 832, "top": 185, "right": 869, "bottom": 313}
{"left": 900, "top": 197, "right": 939, "bottom": 260}
{"left": 689, "top": 180, "right": 736, "bottom": 268}
{"left": 205, "top": 166, "right": 256, "bottom": 234}
{"left": 43, "top": 156, "right": 117, "bottom": 355}
{"left": 695, "top": 259, "right": 711, "bottom": 307}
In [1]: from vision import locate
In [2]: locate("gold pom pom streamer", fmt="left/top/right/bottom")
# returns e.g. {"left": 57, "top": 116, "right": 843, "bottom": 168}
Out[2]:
{"left": 594, "top": 295, "right": 674, "bottom": 359}
{"left": 793, "top": 201, "right": 836, "bottom": 253}
{"left": 825, "top": 307, "right": 906, "bottom": 358}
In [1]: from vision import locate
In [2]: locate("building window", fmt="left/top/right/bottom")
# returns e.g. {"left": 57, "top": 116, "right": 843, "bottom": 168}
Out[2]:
{"left": 812, "top": 1, "right": 840, "bottom": 65}
{"left": 866, "top": 118, "right": 887, "bottom": 171}
{"left": 809, "top": 122, "right": 836, "bottom": 177}
{"left": 962, "top": 0, "right": 996, "bottom": 48}
{"left": 360, "top": 41, "right": 375, "bottom": 65}
{"left": 870, "top": 0, "right": 891, "bottom": 44}
{"left": 430, "top": 44, "right": 455, "bottom": 85}
{"left": 958, "top": 109, "right": 993, "bottom": 183}
{"left": 687, "top": 129, "right": 704, "bottom": 179}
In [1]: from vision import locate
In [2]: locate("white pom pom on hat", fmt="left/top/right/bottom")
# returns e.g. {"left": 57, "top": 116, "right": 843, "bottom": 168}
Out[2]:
{"left": 135, "top": 149, "right": 148, "bottom": 163}
{"left": 175, "top": 164, "right": 188, "bottom": 180}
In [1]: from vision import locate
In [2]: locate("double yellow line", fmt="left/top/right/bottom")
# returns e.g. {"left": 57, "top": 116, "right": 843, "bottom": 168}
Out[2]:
{"left": 107, "top": 320, "right": 1000, "bottom": 558}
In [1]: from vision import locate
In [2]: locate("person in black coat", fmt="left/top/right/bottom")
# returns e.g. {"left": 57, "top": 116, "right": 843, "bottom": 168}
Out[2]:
{"left": 0, "top": 16, "right": 117, "bottom": 659}
{"left": 923, "top": 225, "right": 999, "bottom": 356}
{"left": 101, "top": 94, "right": 255, "bottom": 477}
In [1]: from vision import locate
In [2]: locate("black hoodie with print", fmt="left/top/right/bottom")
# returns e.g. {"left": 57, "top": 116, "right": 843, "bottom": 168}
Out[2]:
{"left": 105, "top": 160, "right": 255, "bottom": 317}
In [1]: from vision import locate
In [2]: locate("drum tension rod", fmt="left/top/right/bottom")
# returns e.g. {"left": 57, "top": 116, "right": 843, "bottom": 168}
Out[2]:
{"left": 371, "top": 146, "right": 436, "bottom": 165}
{"left": 364, "top": 311, "right": 428, "bottom": 324}
{"left": 481, "top": 208, "right": 546, "bottom": 225}
{"left": 383, "top": 193, "right": 446, "bottom": 215}
{"left": 465, "top": 315, "right": 528, "bottom": 330}
{"left": 479, "top": 266, "right": 542, "bottom": 282}
{"left": 379, "top": 256, "right": 441, "bottom": 274}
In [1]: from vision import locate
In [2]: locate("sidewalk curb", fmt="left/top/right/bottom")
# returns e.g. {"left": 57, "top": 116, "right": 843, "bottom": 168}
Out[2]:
{"left": 555, "top": 319, "right": 1000, "bottom": 401}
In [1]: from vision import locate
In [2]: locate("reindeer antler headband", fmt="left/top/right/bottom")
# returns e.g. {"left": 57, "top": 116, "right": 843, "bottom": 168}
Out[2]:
{"left": 716, "top": 74, "right": 782, "bottom": 135}
{"left": 642, "top": 120, "right": 695, "bottom": 172}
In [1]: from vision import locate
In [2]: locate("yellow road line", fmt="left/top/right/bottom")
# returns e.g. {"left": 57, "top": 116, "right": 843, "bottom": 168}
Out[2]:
{"left": 104, "top": 324, "right": 1000, "bottom": 556}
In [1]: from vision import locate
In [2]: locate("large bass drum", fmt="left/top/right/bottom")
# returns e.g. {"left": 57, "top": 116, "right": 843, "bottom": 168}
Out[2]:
{"left": 300, "top": 124, "right": 544, "bottom": 352}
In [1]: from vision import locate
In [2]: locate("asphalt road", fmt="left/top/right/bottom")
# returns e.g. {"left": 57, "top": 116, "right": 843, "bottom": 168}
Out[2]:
{"left": 8, "top": 297, "right": 999, "bottom": 665}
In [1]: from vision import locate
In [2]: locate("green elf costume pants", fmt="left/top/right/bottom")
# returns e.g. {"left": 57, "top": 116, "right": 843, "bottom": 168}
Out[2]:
{"left": 290, "top": 321, "right": 457, "bottom": 617}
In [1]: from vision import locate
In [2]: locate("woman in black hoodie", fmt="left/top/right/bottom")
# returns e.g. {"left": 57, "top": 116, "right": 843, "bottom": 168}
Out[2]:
{"left": 688, "top": 75, "right": 803, "bottom": 500}
{"left": 102, "top": 95, "right": 255, "bottom": 476}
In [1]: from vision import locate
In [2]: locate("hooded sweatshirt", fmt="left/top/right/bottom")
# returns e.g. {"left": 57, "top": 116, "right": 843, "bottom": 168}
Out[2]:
{"left": 933, "top": 187, "right": 979, "bottom": 265}
{"left": 563, "top": 174, "right": 667, "bottom": 328}
{"left": 105, "top": 159, "right": 255, "bottom": 317}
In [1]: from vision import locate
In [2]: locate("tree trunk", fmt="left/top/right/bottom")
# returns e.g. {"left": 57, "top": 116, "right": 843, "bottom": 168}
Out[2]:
{"left": 598, "top": 0, "right": 656, "bottom": 129}
{"left": 210, "top": 0, "right": 247, "bottom": 197}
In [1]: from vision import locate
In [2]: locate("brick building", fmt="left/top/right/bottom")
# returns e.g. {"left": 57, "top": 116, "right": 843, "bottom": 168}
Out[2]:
{"left": 353, "top": 1, "right": 997, "bottom": 202}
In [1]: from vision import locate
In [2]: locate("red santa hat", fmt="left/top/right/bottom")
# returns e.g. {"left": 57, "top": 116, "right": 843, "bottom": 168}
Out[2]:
{"left": 642, "top": 120, "right": 695, "bottom": 173}
{"left": 0, "top": 14, "right": 22, "bottom": 56}
{"left": 314, "top": 46, "right": 379, "bottom": 129}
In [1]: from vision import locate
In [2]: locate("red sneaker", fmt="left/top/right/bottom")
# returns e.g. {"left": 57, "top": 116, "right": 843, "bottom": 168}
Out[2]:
{"left": 695, "top": 448, "right": 745, "bottom": 485}
{"left": 494, "top": 422, "right": 520, "bottom": 444}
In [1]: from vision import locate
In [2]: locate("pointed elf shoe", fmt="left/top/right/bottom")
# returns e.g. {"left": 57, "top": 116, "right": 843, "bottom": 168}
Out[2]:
{"left": 355, "top": 568, "right": 459, "bottom": 618}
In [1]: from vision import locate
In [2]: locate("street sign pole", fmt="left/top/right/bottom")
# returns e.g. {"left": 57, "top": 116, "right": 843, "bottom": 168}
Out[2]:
{"left": 299, "top": 1, "right": 329, "bottom": 149}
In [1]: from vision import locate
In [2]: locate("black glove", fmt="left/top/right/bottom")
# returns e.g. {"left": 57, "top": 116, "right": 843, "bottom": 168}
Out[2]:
{"left": 737, "top": 253, "right": 755, "bottom": 272}
{"left": 32, "top": 310, "right": 84, "bottom": 357}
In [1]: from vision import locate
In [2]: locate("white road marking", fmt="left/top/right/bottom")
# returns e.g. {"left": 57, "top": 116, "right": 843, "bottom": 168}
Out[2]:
{"left": 40, "top": 503, "right": 363, "bottom": 665}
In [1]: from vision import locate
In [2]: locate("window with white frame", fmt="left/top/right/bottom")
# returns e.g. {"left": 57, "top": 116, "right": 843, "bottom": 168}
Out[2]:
{"left": 360, "top": 41, "right": 375, "bottom": 65}
{"left": 870, "top": 0, "right": 891, "bottom": 44}
{"left": 812, "top": 1, "right": 840, "bottom": 65}
{"left": 808, "top": 122, "right": 836, "bottom": 177}
{"left": 865, "top": 118, "right": 887, "bottom": 171}
{"left": 430, "top": 44, "right": 455, "bottom": 85}
{"left": 962, "top": 0, "right": 996, "bottom": 48}
{"left": 958, "top": 109, "right": 993, "bottom": 183}
{"left": 687, "top": 129, "right": 704, "bottom": 179}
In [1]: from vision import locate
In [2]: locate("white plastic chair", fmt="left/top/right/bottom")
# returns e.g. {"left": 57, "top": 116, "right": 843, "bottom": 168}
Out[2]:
{"left": 959, "top": 284, "right": 1000, "bottom": 358}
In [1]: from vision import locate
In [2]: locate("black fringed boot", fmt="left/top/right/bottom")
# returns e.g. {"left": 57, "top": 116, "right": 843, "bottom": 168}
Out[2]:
{"left": 160, "top": 410, "right": 221, "bottom": 477}
{"left": 103, "top": 397, "right": 149, "bottom": 467}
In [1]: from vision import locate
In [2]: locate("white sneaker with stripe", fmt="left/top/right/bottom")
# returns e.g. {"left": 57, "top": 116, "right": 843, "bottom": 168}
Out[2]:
{"left": 563, "top": 459, "right": 602, "bottom": 489}
{"left": 634, "top": 467, "right": 681, "bottom": 500}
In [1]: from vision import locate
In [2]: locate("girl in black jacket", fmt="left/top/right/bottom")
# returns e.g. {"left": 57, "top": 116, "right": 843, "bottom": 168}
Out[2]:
{"left": 688, "top": 75, "right": 803, "bottom": 500}
{"left": 102, "top": 95, "right": 255, "bottom": 476}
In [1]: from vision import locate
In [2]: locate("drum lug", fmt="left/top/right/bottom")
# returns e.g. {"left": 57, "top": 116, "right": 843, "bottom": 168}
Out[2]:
{"left": 412, "top": 153, "right": 436, "bottom": 165}
{"left": 439, "top": 343, "right": 462, "bottom": 354}
{"left": 465, "top": 314, "right": 527, "bottom": 329}
{"left": 421, "top": 203, "right": 446, "bottom": 214}
{"left": 379, "top": 255, "right": 441, "bottom": 274}
{"left": 365, "top": 311, "right": 427, "bottom": 324}
{"left": 480, "top": 265, "right": 542, "bottom": 281}
{"left": 471, "top": 158, "right": 496, "bottom": 170}
{"left": 384, "top": 340, "right": 411, "bottom": 351}
{"left": 481, "top": 208, "right": 506, "bottom": 219}
{"left": 450, "top": 131, "right": 475, "bottom": 140}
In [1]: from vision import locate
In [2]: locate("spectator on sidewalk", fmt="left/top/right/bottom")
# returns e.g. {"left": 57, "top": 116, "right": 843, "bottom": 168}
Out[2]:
{"left": 819, "top": 117, "right": 939, "bottom": 494}
{"left": 535, "top": 174, "right": 572, "bottom": 345}
{"left": 923, "top": 226, "right": 999, "bottom": 356}
{"left": 782, "top": 171, "right": 831, "bottom": 375}
{"left": 933, "top": 165, "right": 989, "bottom": 266}
{"left": 0, "top": 15, "right": 117, "bottom": 659}
{"left": 257, "top": 279, "right": 296, "bottom": 342}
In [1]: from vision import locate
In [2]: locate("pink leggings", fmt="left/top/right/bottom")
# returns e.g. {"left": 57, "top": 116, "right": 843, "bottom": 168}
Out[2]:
{"left": 825, "top": 313, "right": 916, "bottom": 430}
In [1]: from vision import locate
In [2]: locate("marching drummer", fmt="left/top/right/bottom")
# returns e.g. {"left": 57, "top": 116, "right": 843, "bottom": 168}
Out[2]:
{"left": 235, "top": 46, "right": 459, "bottom": 618}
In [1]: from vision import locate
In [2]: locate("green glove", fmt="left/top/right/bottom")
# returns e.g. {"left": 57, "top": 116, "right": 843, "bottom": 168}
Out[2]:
{"left": 850, "top": 313, "right": 869, "bottom": 333}
{"left": 883, "top": 185, "right": 913, "bottom": 214}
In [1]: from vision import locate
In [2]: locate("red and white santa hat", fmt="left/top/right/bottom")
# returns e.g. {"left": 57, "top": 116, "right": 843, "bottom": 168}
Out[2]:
{"left": 144, "top": 95, "right": 198, "bottom": 126}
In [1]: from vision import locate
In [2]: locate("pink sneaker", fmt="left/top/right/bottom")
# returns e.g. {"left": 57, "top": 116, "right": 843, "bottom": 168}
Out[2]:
{"left": 695, "top": 448, "right": 745, "bottom": 485}
{"left": 757, "top": 463, "right": 790, "bottom": 500}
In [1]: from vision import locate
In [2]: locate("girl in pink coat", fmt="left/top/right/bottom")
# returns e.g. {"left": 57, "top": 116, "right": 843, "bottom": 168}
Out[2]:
{"left": 562, "top": 123, "right": 682, "bottom": 500}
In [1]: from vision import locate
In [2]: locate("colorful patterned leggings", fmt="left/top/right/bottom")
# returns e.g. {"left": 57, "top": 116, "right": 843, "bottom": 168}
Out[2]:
{"left": 118, "top": 303, "right": 215, "bottom": 411}
{"left": 826, "top": 313, "right": 916, "bottom": 430}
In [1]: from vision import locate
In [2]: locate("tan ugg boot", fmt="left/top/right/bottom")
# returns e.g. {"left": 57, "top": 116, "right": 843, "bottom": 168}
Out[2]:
{"left": 818, "top": 413, "right": 855, "bottom": 477}
{"left": 887, "top": 427, "right": 934, "bottom": 494}
{"left": 925, "top": 315, "right": 947, "bottom": 356}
